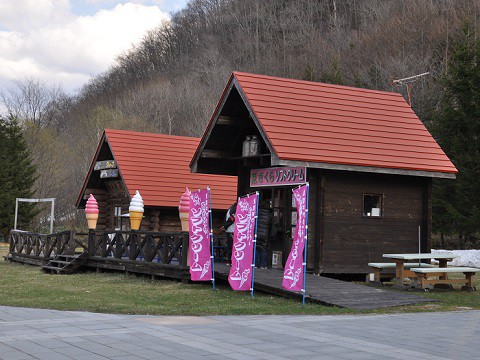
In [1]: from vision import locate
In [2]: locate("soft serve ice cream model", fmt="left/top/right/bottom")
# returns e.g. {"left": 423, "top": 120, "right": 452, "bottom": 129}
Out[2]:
{"left": 129, "top": 190, "right": 144, "bottom": 230}
{"left": 179, "top": 187, "right": 190, "bottom": 231}
{"left": 85, "top": 194, "right": 99, "bottom": 229}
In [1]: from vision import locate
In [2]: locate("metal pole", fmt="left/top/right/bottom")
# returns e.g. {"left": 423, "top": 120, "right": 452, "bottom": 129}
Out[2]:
{"left": 14, "top": 198, "right": 19, "bottom": 230}
{"left": 251, "top": 192, "right": 259, "bottom": 299}
{"left": 208, "top": 188, "right": 216, "bottom": 291}
{"left": 418, "top": 226, "right": 421, "bottom": 266}
{"left": 302, "top": 183, "right": 310, "bottom": 306}
{"left": 50, "top": 199, "right": 55, "bottom": 234}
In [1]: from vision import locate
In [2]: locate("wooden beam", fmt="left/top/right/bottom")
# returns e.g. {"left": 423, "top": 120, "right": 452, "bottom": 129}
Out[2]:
{"left": 274, "top": 159, "right": 456, "bottom": 180}
{"left": 200, "top": 149, "right": 233, "bottom": 159}
{"left": 217, "top": 115, "right": 245, "bottom": 126}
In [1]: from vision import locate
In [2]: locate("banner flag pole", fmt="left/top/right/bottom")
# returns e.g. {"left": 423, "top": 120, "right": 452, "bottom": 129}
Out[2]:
{"left": 228, "top": 191, "right": 259, "bottom": 294}
{"left": 302, "top": 182, "right": 310, "bottom": 306}
{"left": 251, "top": 191, "right": 259, "bottom": 299}
{"left": 282, "top": 183, "right": 309, "bottom": 301}
{"left": 207, "top": 187, "right": 216, "bottom": 291}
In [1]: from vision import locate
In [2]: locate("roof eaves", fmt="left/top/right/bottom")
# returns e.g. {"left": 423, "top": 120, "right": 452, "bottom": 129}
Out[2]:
{"left": 274, "top": 158, "right": 457, "bottom": 179}
{"left": 75, "top": 131, "right": 107, "bottom": 208}
{"left": 104, "top": 130, "right": 132, "bottom": 200}
{"left": 190, "top": 74, "right": 235, "bottom": 172}
{"left": 232, "top": 75, "right": 278, "bottom": 162}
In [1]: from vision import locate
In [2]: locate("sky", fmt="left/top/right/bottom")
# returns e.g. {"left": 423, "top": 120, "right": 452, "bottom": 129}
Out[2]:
{"left": 0, "top": 0, "right": 188, "bottom": 95}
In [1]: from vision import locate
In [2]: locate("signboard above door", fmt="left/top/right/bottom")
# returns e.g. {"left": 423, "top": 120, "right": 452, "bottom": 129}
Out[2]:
{"left": 94, "top": 160, "right": 116, "bottom": 171}
{"left": 250, "top": 166, "right": 307, "bottom": 187}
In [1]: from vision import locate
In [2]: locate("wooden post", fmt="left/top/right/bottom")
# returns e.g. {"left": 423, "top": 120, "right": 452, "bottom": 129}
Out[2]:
{"left": 181, "top": 232, "right": 189, "bottom": 269}
{"left": 438, "top": 259, "right": 448, "bottom": 281}
{"left": 129, "top": 232, "right": 137, "bottom": 260}
{"left": 88, "top": 230, "right": 95, "bottom": 257}
{"left": 162, "top": 235, "right": 169, "bottom": 265}
{"left": 394, "top": 259, "right": 405, "bottom": 287}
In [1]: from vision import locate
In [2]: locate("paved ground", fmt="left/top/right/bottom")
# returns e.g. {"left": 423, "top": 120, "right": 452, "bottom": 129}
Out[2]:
{"left": 0, "top": 306, "right": 479, "bottom": 360}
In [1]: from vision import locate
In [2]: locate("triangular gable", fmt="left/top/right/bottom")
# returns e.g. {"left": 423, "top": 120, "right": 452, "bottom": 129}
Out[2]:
{"left": 190, "top": 73, "right": 278, "bottom": 176}
{"left": 191, "top": 71, "right": 457, "bottom": 179}
{"left": 75, "top": 130, "right": 128, "bottom": 208}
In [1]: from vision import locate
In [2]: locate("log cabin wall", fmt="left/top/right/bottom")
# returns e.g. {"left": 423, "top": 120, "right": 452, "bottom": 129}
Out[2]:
{"left": 320, "top": 170, "right": 429, "bottom": 274}
{"left": 86, "top": 179, "right": 228, "bottom": 233}
{"left": 142, "top": 208, "right": 226, "bottom": 234}
{"left": 105, "top": 180, "right": 130, "bottom": 230}
{"left": 155, "top": 207, "right": 227, "bottom": 235}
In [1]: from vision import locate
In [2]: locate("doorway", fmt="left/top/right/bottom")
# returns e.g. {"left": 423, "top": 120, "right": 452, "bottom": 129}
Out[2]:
{"left": 258, "top": 186, "right": 295, "bottom": 267}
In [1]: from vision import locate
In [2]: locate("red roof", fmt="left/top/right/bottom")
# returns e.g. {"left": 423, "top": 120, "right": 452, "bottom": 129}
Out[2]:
{"left": 230, "top": 72, "right": 457, "bottom": 175}
{"left": 78, "top": 129, "right": 237, "bottom": 209}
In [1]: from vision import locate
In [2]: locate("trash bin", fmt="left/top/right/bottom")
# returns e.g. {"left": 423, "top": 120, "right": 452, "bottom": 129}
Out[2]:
{"left": 272, "top": 251, "right": 283, "bottom": 269}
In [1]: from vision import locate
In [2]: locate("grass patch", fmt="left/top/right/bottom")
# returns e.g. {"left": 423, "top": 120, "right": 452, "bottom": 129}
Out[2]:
{"left": 1, "top": 244, "right": 479, "bottom": 315}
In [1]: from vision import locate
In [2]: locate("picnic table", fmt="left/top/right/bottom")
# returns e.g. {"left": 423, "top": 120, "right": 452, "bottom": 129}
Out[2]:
{"left": 382, "top": 252, "right": 459, "bottom": 288}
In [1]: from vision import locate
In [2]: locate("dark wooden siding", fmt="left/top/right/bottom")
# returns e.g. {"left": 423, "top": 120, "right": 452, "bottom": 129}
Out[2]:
{"left": 306, "top": 170, "right": 317, "bottom": 270}
{"left": 321, "top": 171, "right": 428, "bottom": 274}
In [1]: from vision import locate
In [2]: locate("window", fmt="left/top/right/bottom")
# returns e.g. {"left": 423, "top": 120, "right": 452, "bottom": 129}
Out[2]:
{"left": 363, "top": 194, "right": 383, "bottom": 218}
{"left": 113, "top": 206, "right": 129, "bottom": 230}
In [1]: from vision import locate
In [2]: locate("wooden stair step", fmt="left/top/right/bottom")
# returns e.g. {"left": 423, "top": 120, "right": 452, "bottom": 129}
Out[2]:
{"left": 57, "top": 255, "right": 81, "bottom": 260}
{"left": 49, "top": 260, "right": 72, "bottom": 265}
{"left": 42, "top": 266, "right": 66, "bottom": 272}
{"left": 42, "top": 252, "right": 88, "bottom": 275}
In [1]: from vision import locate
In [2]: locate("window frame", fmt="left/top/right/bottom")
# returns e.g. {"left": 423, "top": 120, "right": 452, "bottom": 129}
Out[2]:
{"left": 362, "top": 193, "right": 384, "bottom": 219}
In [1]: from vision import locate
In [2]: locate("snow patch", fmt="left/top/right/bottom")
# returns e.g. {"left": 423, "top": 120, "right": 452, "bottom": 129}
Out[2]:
{"left": 432, "top": 249, "right": 480, "bottom": 268}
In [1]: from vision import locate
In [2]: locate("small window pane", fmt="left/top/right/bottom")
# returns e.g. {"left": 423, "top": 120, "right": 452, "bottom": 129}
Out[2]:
{"left": 363, "top": 194, "right": 383, "bottom": 217}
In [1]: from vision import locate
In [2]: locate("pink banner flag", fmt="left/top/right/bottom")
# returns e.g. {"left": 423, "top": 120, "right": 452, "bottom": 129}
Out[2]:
{"left": 189, "top": 189, "right": 212, "bottom": 281}
{"left": 282, "top": 184, "right": 308, "bottom": 291}
{"left": 228, "top": 193, "right": 258, "bottom": 291}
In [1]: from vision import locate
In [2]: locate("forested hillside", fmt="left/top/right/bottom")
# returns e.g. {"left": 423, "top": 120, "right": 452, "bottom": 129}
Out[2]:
{"left": 2, "top": 0, "right": 480, "bottom": 238}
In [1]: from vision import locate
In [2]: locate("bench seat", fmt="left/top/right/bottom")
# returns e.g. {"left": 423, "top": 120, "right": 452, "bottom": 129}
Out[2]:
{"left": 410, "top": 267, "right": 480, "bottom": 290}
{"left": 368, "top": 262, "right": 434, "bottom": 269}
{"left": 409, "top": 267, "right": 480, "bottom": 273}
{"left": 368, "top": 262, "right": 434, "bottom": 284}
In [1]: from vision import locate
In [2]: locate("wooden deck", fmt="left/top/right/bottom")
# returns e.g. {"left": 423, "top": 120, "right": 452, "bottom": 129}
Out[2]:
{"left": 214, "top": 264, "right": 435, "bottom": 310}
{"left": 8, "top": 229, "right": 434, "bottom": 310}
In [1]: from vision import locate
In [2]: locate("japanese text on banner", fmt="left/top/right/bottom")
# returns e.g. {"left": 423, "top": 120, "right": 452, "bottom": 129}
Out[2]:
{"left": 282, "top": 184, "right": 308, "bottom": 291}
{"left": 228, "top": 194, "right": 258, "bottom": 291}
{"left": 189, "top": 189, "right": 212, "bottom": 281}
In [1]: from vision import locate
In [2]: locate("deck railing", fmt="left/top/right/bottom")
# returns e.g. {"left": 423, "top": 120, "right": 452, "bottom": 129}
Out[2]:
{"left": 9, "top": 230, "right": 87, "bottom": 260}
{"left": 8, "top": 229, "right": 228, "bottom": 279}
{"left": 87, "top": 230, "right": 189, "bottom": 267}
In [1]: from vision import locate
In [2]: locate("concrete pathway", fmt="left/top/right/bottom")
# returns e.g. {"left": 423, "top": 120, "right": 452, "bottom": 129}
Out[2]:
{"left": 0, "top": 306, "right": 479, "bottom": 359}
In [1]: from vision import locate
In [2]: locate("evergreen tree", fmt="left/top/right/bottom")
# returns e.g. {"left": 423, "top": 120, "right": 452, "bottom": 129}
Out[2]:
{"left": 0, "top": 116, "right": 37, "bottom": 240}
{"left": 431, "top": 24, "right": 480, "bottom": 246}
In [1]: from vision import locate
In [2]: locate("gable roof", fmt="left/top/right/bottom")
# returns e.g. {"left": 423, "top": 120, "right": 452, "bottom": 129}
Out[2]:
{"left": 76, "top": 129, "right": 237, "bottom": 210}
{"left": 192, "top": 71, "right": 457, "bottom": 178}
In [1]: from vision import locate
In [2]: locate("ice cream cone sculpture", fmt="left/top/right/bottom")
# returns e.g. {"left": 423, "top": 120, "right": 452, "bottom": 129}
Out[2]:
{"left": 85, "top": 194, "right": 99, "bottom": 229}
{"left": 129, "top": 190, "right": 144, "bottom": 230}
{"left": 179, "top": 187, "right": 191, "bottom": 232}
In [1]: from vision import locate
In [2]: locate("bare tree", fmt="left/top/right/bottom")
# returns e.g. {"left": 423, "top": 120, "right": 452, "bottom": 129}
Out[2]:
{"left": 0, "top": 78, "right": 65, "bottom": 128}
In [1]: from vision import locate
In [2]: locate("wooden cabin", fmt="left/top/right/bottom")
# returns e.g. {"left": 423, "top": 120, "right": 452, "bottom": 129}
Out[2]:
{"left": 76, "top": 129, "right": 237, "bottom": 232}
{"left": 190, "top": 72, "right": 457, "bottom": 275}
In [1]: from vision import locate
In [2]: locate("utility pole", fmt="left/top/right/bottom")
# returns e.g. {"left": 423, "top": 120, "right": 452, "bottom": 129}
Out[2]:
{"left": 392, "top": 72, "right": 430, "bottom": 106}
